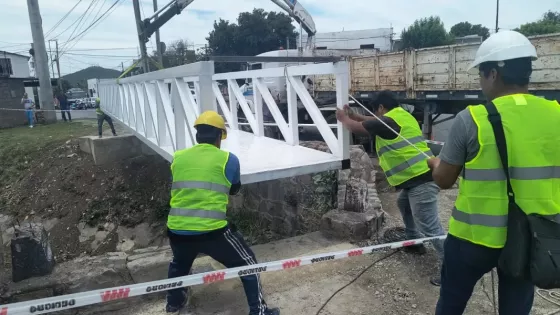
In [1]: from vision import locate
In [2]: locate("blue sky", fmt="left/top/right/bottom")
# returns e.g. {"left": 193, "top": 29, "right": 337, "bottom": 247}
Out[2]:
{"left": 0, "top": 0, "right": 557, "bottom": 76}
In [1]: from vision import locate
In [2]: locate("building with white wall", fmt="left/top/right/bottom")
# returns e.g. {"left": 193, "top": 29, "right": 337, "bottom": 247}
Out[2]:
{"left": 0, "top": 51, "right": 32, "bottom": 79}
{"left": 0, "top": 51, "right": 34, "bottom": 98}
{"left": 87, "top": 78, "right": 99, "bottom": 98}
{"left": 300, "top": 28, "right": 394, "bottom": 52}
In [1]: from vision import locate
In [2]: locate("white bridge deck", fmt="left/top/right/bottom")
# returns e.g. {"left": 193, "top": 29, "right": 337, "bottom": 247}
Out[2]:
{"left": 98, "top": 61, "right": 350, "bottom": 184}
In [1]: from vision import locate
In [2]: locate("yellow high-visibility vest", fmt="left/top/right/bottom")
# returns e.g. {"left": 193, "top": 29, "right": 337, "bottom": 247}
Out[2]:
{"left": 451, "top": 94, "right": 560, "bottom": 248}
{"left": 167, "top": 143, "right": 231, "bottom": 232}
{"left": 375, "top": 107, "right": 433, "bottom": 186}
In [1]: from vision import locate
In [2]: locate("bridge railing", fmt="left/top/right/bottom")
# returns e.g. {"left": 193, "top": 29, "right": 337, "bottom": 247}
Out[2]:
{"left": 98, "top": 61, "right": 350, "bottom": 175}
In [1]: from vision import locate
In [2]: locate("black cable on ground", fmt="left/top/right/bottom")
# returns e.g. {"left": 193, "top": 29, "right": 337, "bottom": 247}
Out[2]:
{"left": 315, "top": 249, "right": 401, "bottom": 315}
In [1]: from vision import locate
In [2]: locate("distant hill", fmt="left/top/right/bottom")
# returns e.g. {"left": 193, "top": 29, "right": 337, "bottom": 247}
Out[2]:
{"left": 62, "top": 66, "right": 121, "bottom": 87}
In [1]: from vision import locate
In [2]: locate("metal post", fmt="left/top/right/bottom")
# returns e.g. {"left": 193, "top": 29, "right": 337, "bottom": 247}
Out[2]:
{"left": 299, "top": 23, "right": 303, "bottom": 57}
{"left": 495, "top": 0, "right": 500, "bottom": 33}
{"left": 133, "top": 0, "right": 149, "bottom": 73}
{"left": 48, "top": 40, "right": 55, "bottom": 79}
{"left": 153, "top": 0, "right": 163, "bottom": 67}
{"left": 286, "top": 36, "right": 290, "bottom": 50}
{"left": 26, "top": 0, "right": 56, "bottom": 123}
{"left": 55, "top": 40, "right": 62, "bottom": 92}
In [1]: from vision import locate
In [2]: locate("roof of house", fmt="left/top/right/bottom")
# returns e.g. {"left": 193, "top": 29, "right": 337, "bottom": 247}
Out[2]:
{"left": 0, "top": 50, "right": 30, "bottom": 59}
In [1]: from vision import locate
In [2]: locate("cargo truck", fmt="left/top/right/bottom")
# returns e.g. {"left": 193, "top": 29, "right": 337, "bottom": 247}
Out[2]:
{"left": 311, "top": 32, "right": 560, "bottom": 141}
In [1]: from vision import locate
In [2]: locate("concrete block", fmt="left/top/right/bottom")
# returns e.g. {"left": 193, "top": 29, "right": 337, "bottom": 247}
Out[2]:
{"left": 320, "top": 210, "right": 385, "bottom": 241}
{"left": 78, "top": 135, "right": 147, "bottom": 165}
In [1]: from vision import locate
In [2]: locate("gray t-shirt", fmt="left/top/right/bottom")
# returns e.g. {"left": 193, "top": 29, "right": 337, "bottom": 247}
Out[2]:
{"left": 438, "top": 109, "right": 480, "bottom": 166}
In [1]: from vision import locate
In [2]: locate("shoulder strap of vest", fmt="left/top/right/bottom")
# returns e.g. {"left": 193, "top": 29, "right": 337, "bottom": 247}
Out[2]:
{"left": 484, "top": 101, "right": 515, "bottom": 203}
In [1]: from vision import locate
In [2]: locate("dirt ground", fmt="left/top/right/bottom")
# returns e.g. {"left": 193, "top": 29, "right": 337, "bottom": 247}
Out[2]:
{"left": 0, "top": 121, "right": 171, "bottom": 263}
{"left": 105, "top": 185, "right": 559, "bottom": 315}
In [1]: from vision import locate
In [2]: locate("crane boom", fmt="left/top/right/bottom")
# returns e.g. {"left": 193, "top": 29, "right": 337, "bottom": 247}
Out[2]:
{"left": 141, "top": 0, "right": 193, "bottom": 41}
{"left": 139, "top": 0, "right": 316, "bottom": 50}
{"left": 270, "top": 0, "right": 317, "bottom": 50}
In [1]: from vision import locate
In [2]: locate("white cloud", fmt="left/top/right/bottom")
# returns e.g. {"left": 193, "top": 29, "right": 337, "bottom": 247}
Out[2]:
{"left": 0, "top": 0, "right": 556, "bottom": 75}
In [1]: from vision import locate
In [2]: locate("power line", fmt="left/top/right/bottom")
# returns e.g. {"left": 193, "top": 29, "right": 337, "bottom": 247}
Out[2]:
{"left": 60, "top": 0, "right": 123, "bottom": 56}
{"left": 63, "top": 55, "right": 99, "bottom": 67}
{"left": 44, "top": 0, "right": 84, "bottom": 38}
{"left": 64, "top": 52, "right": 138, "bottom": 58}
{"left": 66, "top": 47, "right": 137, "bottom": 51}
{"left": 58, "top": 0, "right": 99, "bottom": 49}
{"left": 49, "top": 0, "right": 96, "bottom": 40}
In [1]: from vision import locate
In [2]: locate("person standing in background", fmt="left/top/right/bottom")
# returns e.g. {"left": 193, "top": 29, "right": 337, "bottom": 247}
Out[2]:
{"left": 57, "top": 93, "right": 72, "bottom": 122}
{"left": 21, "top": 93, "right": 34, "bottom": 128}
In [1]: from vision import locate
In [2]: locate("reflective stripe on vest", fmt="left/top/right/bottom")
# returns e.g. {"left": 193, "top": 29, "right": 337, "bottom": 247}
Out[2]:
{"left": 377, "top": 135, "right": 425, "bottom": 157}
{"left": 450, "top": 94, "right": 560, "bottom": 248}
{"left": 169, "top": 208, "right": 227, "bottom": 220}
{"left": 452, "top": 207, "right": 560, "bottom": 227}
{"left": 463, "top": 166, "right": 560, "bottom": 181}
{"left": 171, "top": 181, "right": 230, "bottom": 194}
{"left": 375, "top": 107, "right": 433, "bottom": 186}
{"left": 167, "top": 144, "right": 231, "bottom": 232}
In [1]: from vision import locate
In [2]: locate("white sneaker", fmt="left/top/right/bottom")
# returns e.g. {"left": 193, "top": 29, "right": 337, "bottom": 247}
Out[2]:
{"left": 29, "top": 125, "right": 34, "bottom": 128}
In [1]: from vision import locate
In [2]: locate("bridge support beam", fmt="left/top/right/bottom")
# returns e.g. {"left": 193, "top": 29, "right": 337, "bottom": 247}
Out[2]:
{"left": 79, "top": 135, "right": 157, "bottom": 165}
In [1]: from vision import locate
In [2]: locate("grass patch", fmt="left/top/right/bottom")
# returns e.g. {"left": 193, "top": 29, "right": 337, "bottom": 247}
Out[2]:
{"left": 0, "top": 122, "right": 97, "bottom": 187}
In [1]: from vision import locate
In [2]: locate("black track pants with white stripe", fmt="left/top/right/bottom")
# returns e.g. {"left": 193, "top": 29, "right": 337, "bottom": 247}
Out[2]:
{"left": 167, "top": 226, "right": 269, "bottom": 315}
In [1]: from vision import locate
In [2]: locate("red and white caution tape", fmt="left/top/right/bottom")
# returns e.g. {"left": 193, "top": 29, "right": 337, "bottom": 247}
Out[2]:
{"left": 0, "top": 235, "right": 447, "bottom": 315}
{"left": 0, "top": 108, "right": 80, "bottom": 112}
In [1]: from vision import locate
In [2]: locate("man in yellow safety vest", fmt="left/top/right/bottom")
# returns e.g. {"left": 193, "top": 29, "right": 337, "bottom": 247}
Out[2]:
{"left": 336, "top": 91, "right": 445, "bottom": 286}
{"left": 165, "top": 110, "right": 280, "bottom": 315}
{"left": 428, "top": 30, "right": 560, "bottom": 314}
{"left": 95, "top": 98, "right": 117, "bottom": 138}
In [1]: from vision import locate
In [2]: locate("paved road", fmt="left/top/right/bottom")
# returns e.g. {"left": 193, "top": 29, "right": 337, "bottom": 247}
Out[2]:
{"left": 55, "top": 109, "right": 97, "bottom": 121}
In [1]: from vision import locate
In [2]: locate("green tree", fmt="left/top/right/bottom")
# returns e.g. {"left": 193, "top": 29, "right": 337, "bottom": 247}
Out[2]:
{"left": 515, "top": 10, "right": 560, "bottom": 36}
{"left": 450, "top": 22, "right": 490, "bottom": 40}
{"left": 161, "top": 39, "right": 197, "bottom": 68}
{"left": 401, "top": 16, "right": 453, "bottom": 49}
{"left": 206, "top": 9, "right": 298, "bottom": 73}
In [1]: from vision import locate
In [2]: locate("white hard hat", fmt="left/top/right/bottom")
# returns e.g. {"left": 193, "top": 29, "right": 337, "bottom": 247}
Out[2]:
{"left": 467, "top": 30, "right": 538, "bottom": 73}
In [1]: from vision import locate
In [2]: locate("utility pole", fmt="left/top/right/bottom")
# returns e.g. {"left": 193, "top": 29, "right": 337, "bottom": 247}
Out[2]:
{"left": 495, "top": 0, "right": 500, "bottom": 33}
{"left": 133, "top": 0, "right": 150, "bottom": 73}
{"left": 55, "top": 40, "right": 62, "bottom": 92}
{"left": 26, "top": 0, "right": 56, "bottom": 123}
{"left": 153, "top": 0, "right": 163, "bottom": 67}
{"left": 121, "top": 62, "right": 124, "bottom": 72}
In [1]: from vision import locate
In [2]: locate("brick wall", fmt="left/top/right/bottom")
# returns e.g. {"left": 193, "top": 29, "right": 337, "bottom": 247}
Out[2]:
{"left": 0, "top": 78, "right": 27, "bottom": 128}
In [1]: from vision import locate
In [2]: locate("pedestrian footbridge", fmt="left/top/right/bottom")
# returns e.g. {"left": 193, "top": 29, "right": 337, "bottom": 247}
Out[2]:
{"left": 98, "top": 61, "right": 350, "bottom": 184}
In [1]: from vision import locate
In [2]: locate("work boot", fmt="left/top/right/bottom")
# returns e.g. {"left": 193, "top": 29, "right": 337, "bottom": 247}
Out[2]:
{"left": 165, "top": 299, "right": 186, "bottom": 313}
{"left": 430, "top": 275, "right": 441, "bottom": 286}
{"left": 402, "top": 244, "right": 427, "bottom": 255}
{"left": 98, "top": 135, "right": 103, "bottom": 139}
{"left": 113, "top": 133, "right": 117, "bottom": 136}
{"left": 255, "top": 308, "right": 280, "bottom": 315}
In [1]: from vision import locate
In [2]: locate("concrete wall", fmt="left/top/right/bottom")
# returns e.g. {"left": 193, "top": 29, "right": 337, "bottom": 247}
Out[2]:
{"left": 301, "top": 28, "right": 393, "bottom": 52}
{"left": 0, "top": 78, "right": 27, "bottom": 128}
{"left": 9, "top": 54, "right": 32, "bottom": 78}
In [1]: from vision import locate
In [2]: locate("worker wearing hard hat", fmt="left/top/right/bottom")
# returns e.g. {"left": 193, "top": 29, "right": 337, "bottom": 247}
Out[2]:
{"left": 165, "top": 110, "right": 280, "bottom": 315}
{"left": 428, "top": 30, "right": 560, "bottom": 314}
{"left": 95, "top": 98, "right": 117, "bottom": 138}
{"left": 336, "top": 91, "right": 445, "bottom": 286}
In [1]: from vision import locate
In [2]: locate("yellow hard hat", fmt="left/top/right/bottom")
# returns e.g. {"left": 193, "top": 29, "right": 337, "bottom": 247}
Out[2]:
{"left": 194, "top": 110, "right": 227, "bottom": 140}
